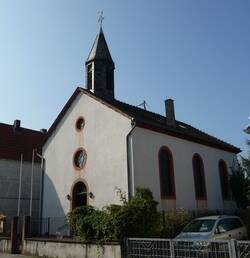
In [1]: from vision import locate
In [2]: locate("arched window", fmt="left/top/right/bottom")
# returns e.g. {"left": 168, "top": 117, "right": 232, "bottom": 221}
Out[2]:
{"left": 72, "top": 181, "right": 87, "bottom": 210}
{"left": 193, "top": 154, "right": 207, "bottom": 200}
{"left": 219, "top": 160, "right": 230, "bottom": 200}
{"left": 87, "top": 64, "right": 92, "bottom": 90}
{"left": 158, "top": 147, "right": 175, "bottom": 198}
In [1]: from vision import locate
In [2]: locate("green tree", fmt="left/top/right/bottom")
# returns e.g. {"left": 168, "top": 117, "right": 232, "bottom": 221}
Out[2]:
{"left": 242, "top": 139, "right": 250, "bottom": 177}
{"left": 230, "top": 165, "right": 249, "bottom": 209}
{"left": 231, "top": 126, "right": 250, "bottom": 208}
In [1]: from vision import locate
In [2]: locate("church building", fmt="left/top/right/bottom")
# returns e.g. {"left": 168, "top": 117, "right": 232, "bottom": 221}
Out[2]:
{"left": 42, "top": 27, "right": 240, "bottom": 218}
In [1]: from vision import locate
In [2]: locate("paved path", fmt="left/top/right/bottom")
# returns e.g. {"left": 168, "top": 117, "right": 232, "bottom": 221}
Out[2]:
{"left": 0, "top": 253, "right": 38, "bottom": 258}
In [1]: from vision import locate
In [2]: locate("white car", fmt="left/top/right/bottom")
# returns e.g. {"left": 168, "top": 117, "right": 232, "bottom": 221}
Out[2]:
{"left": 175, "top": 215, "right": 248, "bottom": 241}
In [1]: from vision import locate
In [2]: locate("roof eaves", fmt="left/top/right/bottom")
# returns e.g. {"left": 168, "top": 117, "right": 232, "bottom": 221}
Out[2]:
{"left": 136, "top": 121, "right": 241, "bottom": 154}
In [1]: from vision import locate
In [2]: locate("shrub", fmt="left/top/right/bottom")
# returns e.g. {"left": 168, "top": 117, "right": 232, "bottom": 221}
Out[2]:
{"left": 68, "top": 188, "right": 211, "bottom": 242}
{"left": 159, "top": 209, "right": 192, "bottom": 238}
{"left": 114, "top": 188, "right": 159, "bottom": 239}
{"left": 67, "top": 206, "right": 97, "bottom": 240}
{"left": 67, "top": 188, "right": 159, "bottom": 242}
{"left": 239, "top": 209, "right": 250, "bottom": 236}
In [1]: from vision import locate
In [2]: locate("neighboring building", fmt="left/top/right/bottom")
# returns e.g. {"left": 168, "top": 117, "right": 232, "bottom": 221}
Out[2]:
{"left": 42, "top": 26, "right": 240, "bottom": 219}
{"left": 0, "top": 120, "right": 45, "bottom": 220}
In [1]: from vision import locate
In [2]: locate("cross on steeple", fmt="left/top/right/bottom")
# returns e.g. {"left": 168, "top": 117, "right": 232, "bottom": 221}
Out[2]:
{"left": 98, "top": 11, "right": 104, "bottom": 28}
{"left": 85, "top": 15, "right": 115, "bottom": 99}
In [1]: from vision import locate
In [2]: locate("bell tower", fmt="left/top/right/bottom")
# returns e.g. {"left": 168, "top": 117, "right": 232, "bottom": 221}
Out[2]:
{"left": 85, "top": 16, "right": 115, "bottom": 100}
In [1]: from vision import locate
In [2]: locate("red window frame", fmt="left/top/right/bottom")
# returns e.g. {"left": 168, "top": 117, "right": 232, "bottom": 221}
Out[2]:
{"left": 192, "top": 153, "right": 207, "bottom": 200}
{"left": 158, "top": 146, "right": 176, "bottom": 199}
{"left": 219, "top": 159, "right": 230, "bottom": 200}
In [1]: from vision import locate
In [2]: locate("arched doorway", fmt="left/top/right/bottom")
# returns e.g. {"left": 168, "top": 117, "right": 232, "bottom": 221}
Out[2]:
{"left": 72, "top": 181, "right": 87, "bottom": 210}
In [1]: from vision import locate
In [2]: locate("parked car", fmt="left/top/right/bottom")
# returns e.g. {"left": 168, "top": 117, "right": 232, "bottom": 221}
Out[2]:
{"left": 175, "top": 215, "right": 248, "bottom": 241}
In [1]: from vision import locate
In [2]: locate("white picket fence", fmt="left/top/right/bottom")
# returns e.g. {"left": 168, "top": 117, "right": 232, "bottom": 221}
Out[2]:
{"left": 125, "top": 238, "right": 250, "bottom": 258}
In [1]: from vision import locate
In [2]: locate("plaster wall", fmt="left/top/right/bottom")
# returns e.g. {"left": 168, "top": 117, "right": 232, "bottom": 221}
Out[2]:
{"left": 131, "top": 127, "right": 237, "bottom": 211}
{"left": 42, "top": 93, "right": 132, "bottom": 217}
{"left": 24, "top": 239, "right": 121, "bottom": 258}
{"left": 0, "top": 159, "right": 41, "bottom": 219}
{"left": 0, "top": 238, "right": 11, "bottom": 253}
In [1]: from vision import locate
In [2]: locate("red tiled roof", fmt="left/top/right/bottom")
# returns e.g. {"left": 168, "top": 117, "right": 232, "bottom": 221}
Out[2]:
{"left": 0, "top": 122, "right": 46, "bottom": 162}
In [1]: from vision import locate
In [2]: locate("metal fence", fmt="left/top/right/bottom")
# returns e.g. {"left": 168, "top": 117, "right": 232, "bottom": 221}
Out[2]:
{"left": 237, "top": 241, "right": 250, "bottom": 258}
{"left": 0, "top": 217, "right": 12, "bottom": 237}
{"left": 30, "top": 217, "right": 71, "bottom": 238}
{"left": 125, "top": 238, "right": 250, "bottom": 258}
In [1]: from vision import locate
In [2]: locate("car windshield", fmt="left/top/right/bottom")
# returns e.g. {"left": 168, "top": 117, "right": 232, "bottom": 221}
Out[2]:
{"left": 183, "top": 219, "right": 216, "bottom": 233}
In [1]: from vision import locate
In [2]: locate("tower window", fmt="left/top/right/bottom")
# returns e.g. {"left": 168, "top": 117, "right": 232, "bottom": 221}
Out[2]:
{"left": 193, "top": 154, "right": 207, "bottom": 200}
{"left": 219, "top": 160, "right": 230, "bottom": 200}
{"left": 87, "top": 64, "right": 92, "bottom": 90}
{"left": 158, "top": 146, "right": 175, "bottom": 198}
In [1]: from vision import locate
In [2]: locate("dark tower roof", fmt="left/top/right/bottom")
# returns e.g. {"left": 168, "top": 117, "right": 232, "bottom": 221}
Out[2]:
{"left": 86, "top": 27, "right": 114, "bottom": 64}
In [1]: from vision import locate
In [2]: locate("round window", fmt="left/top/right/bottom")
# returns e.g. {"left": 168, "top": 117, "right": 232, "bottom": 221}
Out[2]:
{"left": 76, "top": 117, "right": 85, "bottom": 131}
{"left": 73, "top": 149, "right": 87, "bottom": 169}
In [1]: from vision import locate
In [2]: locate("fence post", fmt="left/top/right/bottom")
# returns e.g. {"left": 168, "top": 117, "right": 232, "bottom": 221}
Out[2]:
{"left": 47, "top": 217, "right": 50, "bottom": 237}
{"left": 21, "top": 216, "right": 30, "bottom": 254}
{"left": 170, "top": 239, "right": 175, "bottom": 258}
{"left": 123, "top": 238, "right": 128, "bottom": 258}
{"left": 2, "top": 217, "right": 6, "bottom": 236}
{"left": 10, "top": 216, "right": 19, "bottom": 254}
{"left": 22, "top": 216, "right": 31, "bottom": 239}
{"left": 229, "top": 239, "right": 237, "bottom": 258}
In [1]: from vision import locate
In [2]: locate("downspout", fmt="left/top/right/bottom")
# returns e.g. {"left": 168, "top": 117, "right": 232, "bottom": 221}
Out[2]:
{"left": 39, "top": 158, "right": 45, "bottom": 220}
{"left": 36, "top": 151, "right": 45, "bottom": 220}
{"left": 126, "top": 118, "right": 136, "bottom": 200}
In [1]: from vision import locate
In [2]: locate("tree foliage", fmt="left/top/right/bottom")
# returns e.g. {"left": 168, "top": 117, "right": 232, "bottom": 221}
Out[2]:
{"left": 242, "top": 140, "right": 250, "bottom": 177}
{"left": 67, "top": 188, "right": 194, "bottom": 243}
{"left": 230, "top": 166, "right": 249, "bottom": 209}
{"left": 233, "top": 133, "right": 250, "bottom": 208}
{"left": 67, "top": 188, "right": 159, "bottom": 243}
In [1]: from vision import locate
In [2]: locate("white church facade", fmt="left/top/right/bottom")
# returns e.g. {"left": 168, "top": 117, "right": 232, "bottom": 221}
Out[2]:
{"left": 42, "top": 27, "right": 240, "bottom": 218}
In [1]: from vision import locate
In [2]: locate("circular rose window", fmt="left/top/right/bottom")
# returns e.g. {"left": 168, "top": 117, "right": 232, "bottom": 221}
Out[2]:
{"left": 76, "top": 117, "right": 85, "bottom": 131}
{"left": 73, "top": 149, "right": 87, "bottom": 169}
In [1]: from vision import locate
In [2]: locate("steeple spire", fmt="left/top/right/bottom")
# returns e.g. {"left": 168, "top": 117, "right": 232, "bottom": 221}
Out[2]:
{"left": 86, "top": 27, "right": 114, "bottom": 64}
{"left": 85, "top": 17, "right": 115, "bottom": 99}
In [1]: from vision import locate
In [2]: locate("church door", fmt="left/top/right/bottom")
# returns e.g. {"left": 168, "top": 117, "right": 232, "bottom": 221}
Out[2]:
{"left": 72, "top": 181, "right": 87, "bottom": 210}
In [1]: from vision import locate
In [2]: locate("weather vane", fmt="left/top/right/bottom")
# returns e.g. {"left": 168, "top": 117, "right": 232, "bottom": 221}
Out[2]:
{"left": 137, "top": 100, "right": 150, "bottom": 111}
{"left": 98, "top": 10, "right": 104, "bottom": 28}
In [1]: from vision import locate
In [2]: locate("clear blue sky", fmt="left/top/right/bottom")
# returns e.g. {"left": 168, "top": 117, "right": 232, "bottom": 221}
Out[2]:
{"left": 0, "top": 1, "right": 249, "bottom": 154}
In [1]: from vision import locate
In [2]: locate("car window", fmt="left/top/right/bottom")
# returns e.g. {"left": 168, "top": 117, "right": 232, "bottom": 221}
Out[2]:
{"left": 217, "top": 218, "right": 243, "bottom": 233}
{"left": 229, "top": 218, "right": 243, "bottom": 230}
{"left": 183, "top": 219, "right": 216, "bottom": 233}
{"left": 217, "top": 219, "right": 231, "bottom": 233}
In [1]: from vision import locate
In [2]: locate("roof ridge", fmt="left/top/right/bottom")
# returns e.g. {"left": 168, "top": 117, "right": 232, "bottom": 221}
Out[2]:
{"left": 44, "top": 87, "right": 240, "bottom": 154}
{"left": 113, "top": 99, "right": 165, "bottom": 119}
{"left": 112, "top": 98, "right": 240, "bottom": 152}
{"left": 0, "top": 122, "right": 45, "bottom": 134}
